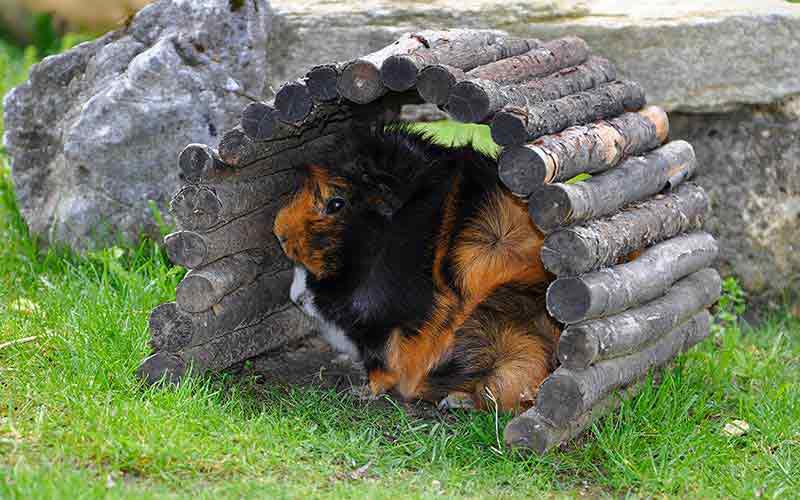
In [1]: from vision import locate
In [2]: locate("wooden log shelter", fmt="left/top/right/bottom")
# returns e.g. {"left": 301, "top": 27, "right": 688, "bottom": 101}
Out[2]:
{"left": 137, "top": 30, "right": 720, "bottom": 454}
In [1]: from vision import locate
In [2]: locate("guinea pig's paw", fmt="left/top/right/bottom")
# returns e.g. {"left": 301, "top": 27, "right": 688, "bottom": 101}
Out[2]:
{"left": 437, "top": 392, "right": 476, "bottom": 411}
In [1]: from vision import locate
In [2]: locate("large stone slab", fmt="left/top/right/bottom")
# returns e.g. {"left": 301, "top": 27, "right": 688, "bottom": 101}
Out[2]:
{"left": 3, "top": 0, "right": 272, "bottom": 250}
{"left": 268, "top": 0, "right": 800, "bottom": 113}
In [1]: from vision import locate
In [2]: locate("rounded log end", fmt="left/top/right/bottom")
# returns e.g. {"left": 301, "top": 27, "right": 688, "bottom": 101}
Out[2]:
{"left": 546, "top": 277, "right": 591, "bottom": 324}
{"left": 557, "top": 326, "right": 598, "bottom": 371}
{"left": 639, "top": 105, "right": 669, "bottom": 143}
{"left": 176, "top": 274, "right": 217, "bottom": 313}
{"left": 447, "top": 81, "right": 491, "bottom": 123}
{"left": 178, "top": 144, "right": 214, "bottom": 181}
{"left": 497, "top": 146, "right": 549, "bottom": 196}
{"left": 307, "top": 65, "right": 340, "bottom": 101}
{"left": 536, "top": 371, "right": 583, "bottom": 425}
{"left": 275, "top": 82, "right": 313, "bottom": 123}
{"left": 136, "top": 351, "right": 187, "bottom": 386}
{"left": 490, "top": 111, "right": 528, "bottom": 147}
{"left": 338, "top": 60, "right": 385, "bottom": 104}
{"left": 170, "top": 186, "right": 222, "bottom": 232}
{"left": 503, "top": 411, "right": 553, "bottom": 454}
{"left": 417, "top": 65, "right": 456, "bottom": 106}
{"left": 241, "top": 101, "right": 279, "bottom": 141}
{"left": 218, "top": 128, "right": 252, "bottom": 167}
{"left": 148, "top": 302, "right": 193, "bottom": 352}
{"left": 540, "top": 230, "right": 593, "bottom": 277}
{"left": 164, "top": 231, "right": 208, "bottom": 269}
{"left": 380, "top": 55, "right": 419, "bottom": 92}
{"left": 528, "top": 184, "right": 572, "bottom": 233}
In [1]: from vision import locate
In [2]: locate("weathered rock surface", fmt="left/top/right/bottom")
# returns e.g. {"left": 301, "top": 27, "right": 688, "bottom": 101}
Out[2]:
{"left": 3, "top": 0, "right": 271, "bottom": 250}
{"left": 670, "top": 102, "right": 800, "bottom": 301}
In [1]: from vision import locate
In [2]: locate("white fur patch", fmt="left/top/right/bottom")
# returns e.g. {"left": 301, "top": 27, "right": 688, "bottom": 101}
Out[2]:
{"left": 290, "top": 266, "right": 361, "bottom": 360}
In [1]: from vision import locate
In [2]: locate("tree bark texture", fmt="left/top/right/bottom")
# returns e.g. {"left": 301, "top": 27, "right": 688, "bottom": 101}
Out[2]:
{"left": 490, "top": 81, "right": 646, "bottom": 146}
{"left": 557, "top": 268, "right": 721, "bottom": 370}
{"left": 527, "top": 140, "right": 696, "bottom": 232}
{"left": 535, "top": 311, "right": 711, "bottom": 425}
{"left": 498, "top": 106, "right": 669, "bottom": 196}
{"left": 546, "top": 232, "right": 718, "bottom": 324}
{"left": 447, "top": 57, "right": 616, "bottom": 123}
{"left": 380, "top": 36, "right": 537, "bottom": 92}
{"left": 539, "top": 183, "right": 709, "bottom": 276}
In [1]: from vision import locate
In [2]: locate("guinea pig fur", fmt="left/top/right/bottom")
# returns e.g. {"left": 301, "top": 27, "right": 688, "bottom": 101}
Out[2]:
{"left": 273, "top": 125, "right": 560, "bottom": 412}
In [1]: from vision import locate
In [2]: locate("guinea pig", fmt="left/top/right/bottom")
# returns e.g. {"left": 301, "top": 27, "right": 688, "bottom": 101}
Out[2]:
{"left": 273, "top": 125, "right": 560, "bottom": 412}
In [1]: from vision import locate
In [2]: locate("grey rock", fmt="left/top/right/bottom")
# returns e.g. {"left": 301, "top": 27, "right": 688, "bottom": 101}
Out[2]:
{"left": 670, "top": 105, "right": 800, "bottom": 301}
{"left": 3, "top": 0, "right": 272, "bottom": 251}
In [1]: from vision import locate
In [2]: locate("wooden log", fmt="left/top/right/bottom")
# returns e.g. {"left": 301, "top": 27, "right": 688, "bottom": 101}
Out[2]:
{"left": 546, "top": 232, "right": 718, "bottom": 324}
{"left": 219, "top": 94, "right": 418, "bottom": 168}
{"left": 136, "top": 351, "right": 187, "bottom": 386}
{"left": 337, "top": 31, "right": 441, "bottom": 104}
{"left": 536, "top": 311, "right": 711, "bottom": 425}
{"left": 307, "top": 64, "right": 340, "bottom": 102}
{"left": 448, "top": 57, "right": 616, "bottom": 123}
{"left": 491, "top": 81, "right": 646, "bottom": 146}
{"left": 148, "top": 267, "right": 294, "bottom": 352}
{"left": 240, "top": 101, "right": 280, "bottom": 142}
{"left": 164, "top": 202, "right": 280, "bottom": 269}
{"left": 380, "top": 36, "right": 537, "bottom": 92}
{"left": 466, "top": 37, "right": 590, "bottom": 85}
{"left": 169, "top": 168, "right": 297, "bottom": 231}
{"left": 275, "top": 80, "right": 314, "bottom": 123}
{"left": 558, "top": 268, "right": 721, "bottom": 370}
{"left": 505, "top": 378, "right": 646, "bottom": 453}
{"left": 175, "top": 249, "right": 290, "bottom": 313}
{"left": 498, "top": 106, "right": 669, "bottom": 196}
{"left": 528, "top": 140, "right": 696, "bottom": 232}
{"left": 178, "top": 143, "right": 226, "bottom": 182}
{"left": 540, "top": 183, "right": 709, "bottom": 276}
{"left": 178, "top": 305, "right": 314, "bottom": 374}
{"left": 416, "top": 64, "right": 466, "bottom": 106}
{"left": 137, "top": 306, "right": 313, "bottom": 385}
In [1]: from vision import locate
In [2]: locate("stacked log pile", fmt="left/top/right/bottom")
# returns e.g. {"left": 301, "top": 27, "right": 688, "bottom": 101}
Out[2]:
{"left": 137, "top": 29, "right": 720, "bottom": 453}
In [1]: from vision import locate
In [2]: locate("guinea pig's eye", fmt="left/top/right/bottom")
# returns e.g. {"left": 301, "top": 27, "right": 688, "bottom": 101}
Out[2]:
{"left": 324, "top": 197, "right": 346, "bottom": 215}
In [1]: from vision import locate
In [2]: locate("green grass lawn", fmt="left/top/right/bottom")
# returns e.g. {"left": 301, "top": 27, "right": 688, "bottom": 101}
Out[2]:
{"left": 2, "top": 38, "right": 800, "bottom": 499}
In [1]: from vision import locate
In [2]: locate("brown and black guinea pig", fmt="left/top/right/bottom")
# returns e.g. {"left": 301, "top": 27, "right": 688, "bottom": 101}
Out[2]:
{"left": 273, "top": 125, "right": 561, "bottom": 412}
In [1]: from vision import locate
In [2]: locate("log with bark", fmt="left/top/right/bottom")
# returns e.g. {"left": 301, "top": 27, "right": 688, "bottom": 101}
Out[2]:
{"left": 447, "top": 57, "right": 616, "bottom": 123}
{"left": 275, "top": 80, "right": 314, "bottom": 123}
{"left": 498, "top": 106, "right": 669, "bottom": 196}
{"left": 546, "top": 232, "right": 719, "bottom": 324}
{"left": 416, "top": 64, "right": 467, "bottom": 106}
{"left": 307, "top": 64, "right": 341, "bottom": 102}
{"left": 540, "top": 183, "right": 709, "bottom": 276}
{"left": 338, "top": 30, "right": 502, "bottom": 104}
{"left": 527, "top": 140, "right": 696, "bottom": 232}
{"left": 535, "top": 311, "right": 711, "bottom": 425}
{"left": 558, "top": 268, "right": 721, "bottom": 370}
{"left": 491, "top": 81, "right": 646, "bottom": 146}
{"left": 380, "top": 36, "right": 537, "bottom": 92}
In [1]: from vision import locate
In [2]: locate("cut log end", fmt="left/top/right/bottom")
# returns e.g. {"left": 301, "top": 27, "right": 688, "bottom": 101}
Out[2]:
{"left": 218, "top": 128, "right": 251, "bottom": 167}
{"left": 275, "top": 81, "right": 313, "bottom": 123}
{"left": 528, "top": 184, "right": 572, "bottom": 233}
{"left": 164, "top": 231, "right": 207, "bottom": 269}
{"left": 380, "top": 55, "right": 420, "bottom": 92}
{"left": 503, "top": 411, "right": 555, "bottom": 454}
{"left": 490, "top": 110, "right": 528, "bottom": 147}
{"left": 417, "top": 65, "right": 462, "bottom": 105}
{"left": 536, "top": 371, "right": 583, "bottom": 425}
{"left": 241, "top": 102, "right": 279, "bottom": 141}
{"left": 447, "top": 80, "right": 491, "bottom": 123}
{"left": 136, "top": 351, "right": 187, "bottom": 386}
{"left": 539, "top": 229, "right": 593, "bottom": 277}
{"left": 170, "top": 185, "right": 222, "bottom": 232}
{"left": 176, "top": 274, "right": 218, "bottom": 313}
{"left": 498, "top": 146, "right": 550, "bottom": 195}
{"left": 178, "top": 144, "right": 217, "bottom": 181}
{"left": 546, "top": 277, "right": 592, "bottom": 325}
{"left": 307, "top": 65, "right": 340, "bottom": 101}
{"left": 148, "top": 302, "right": 192, "bottom": 352}
{"left": 556, "top": 326, "right": 599, "bottom": 370}
{"left": 338, "top": 60, "right": 385, "bottom": 104}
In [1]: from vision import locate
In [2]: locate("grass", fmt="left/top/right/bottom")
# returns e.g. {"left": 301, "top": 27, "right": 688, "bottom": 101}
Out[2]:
{"left": 1, "top": 37, "right": 800, "bottom": 499}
